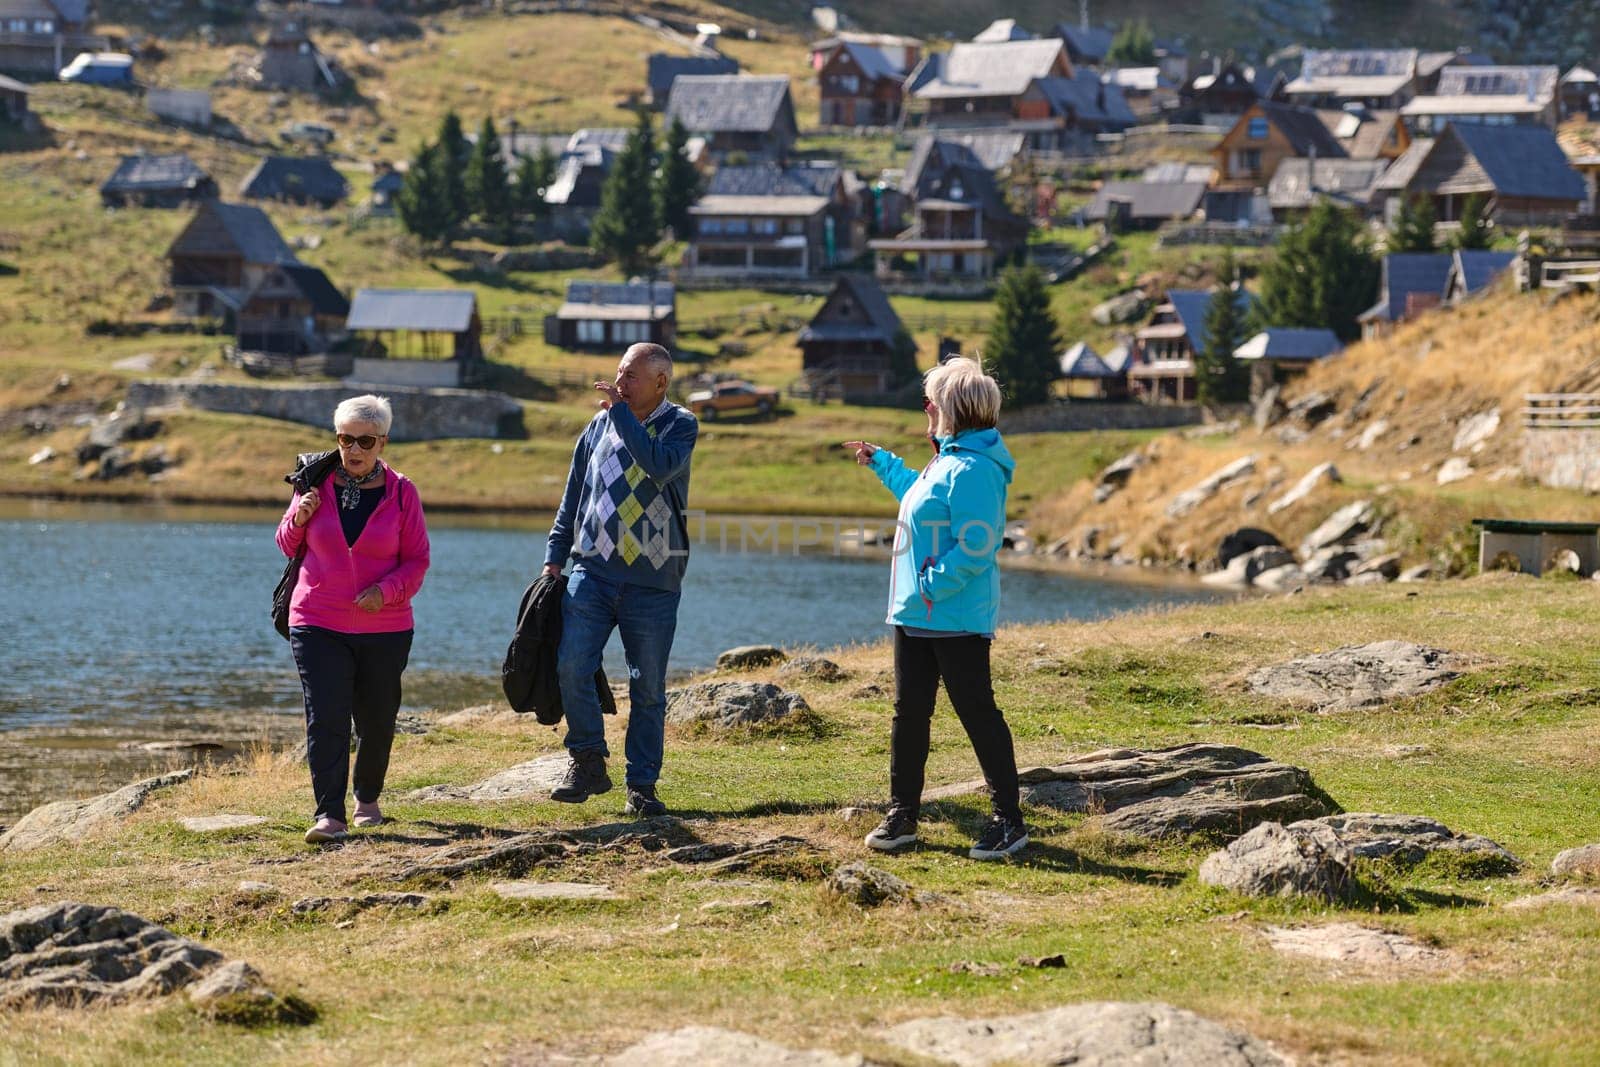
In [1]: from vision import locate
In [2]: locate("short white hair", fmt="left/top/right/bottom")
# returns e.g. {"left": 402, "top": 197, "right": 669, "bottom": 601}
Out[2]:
{"left": 924, "top": 357, "right": 1001, "bottom": 435}
{"left": 333, "top": 394, "right": 393, "bottom": 435}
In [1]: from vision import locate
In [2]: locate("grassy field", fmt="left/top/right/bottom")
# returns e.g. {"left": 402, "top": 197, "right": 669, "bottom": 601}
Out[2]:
{"left": 2, "top": 578, "right": 1598, "bottom": 1064}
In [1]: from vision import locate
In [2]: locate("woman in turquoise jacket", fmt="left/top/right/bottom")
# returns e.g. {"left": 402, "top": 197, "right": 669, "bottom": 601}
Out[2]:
{"left": 843, "top": 357, "right": 1027, "bottom": 860}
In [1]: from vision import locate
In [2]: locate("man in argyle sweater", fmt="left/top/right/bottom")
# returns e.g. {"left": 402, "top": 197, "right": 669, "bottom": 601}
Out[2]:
{"left": 542, "top": 342, "right": 699, "bottom": 816}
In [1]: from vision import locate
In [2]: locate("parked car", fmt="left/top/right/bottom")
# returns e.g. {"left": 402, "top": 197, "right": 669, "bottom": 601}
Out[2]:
{"left": 59, "top": 52, "right": 134, "bottom": 85}
{"left": 686, "top": 379, "right": 779, "bottom": 420}
{"left": 281, "top": 121, "right": 335, "bottom": 148}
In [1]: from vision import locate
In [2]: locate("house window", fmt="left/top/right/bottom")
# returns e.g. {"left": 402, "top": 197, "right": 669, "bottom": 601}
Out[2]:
{"left": 785, "top": 218, "right": 804, "bottom": 234}
{"left": 1234, "top": 148, "right": 1262, "bottom": 176}
{"left": 6, "top": 18, "right": 26, "bottom": 31}
{"left": 576, "top": 320, "right": 605, "bottom": 344}
{"left": 699, "top": 219, "right": 723, "bottom": 235}
{"left": 834, "top": 74, "right": 859, "bottom": 94}
{"left": 753, "top": 218, "right": 779, "bottom": 235}
{"left": 1247, "top": 117, "right": 1268, "bottom": 140}
{"left": 612, "top": 320, "right": 648, "bottom": 343}
{"left": 724, "top": 218, "right": 750, "bottom": 234}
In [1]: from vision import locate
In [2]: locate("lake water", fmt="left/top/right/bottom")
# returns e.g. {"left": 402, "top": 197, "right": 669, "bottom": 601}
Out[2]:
{"left": 0, "top": 501, "right": 1224, "bottom": 730}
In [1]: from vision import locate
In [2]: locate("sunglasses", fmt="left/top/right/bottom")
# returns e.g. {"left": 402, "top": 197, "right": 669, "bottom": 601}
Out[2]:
{"left": 336, "top": 433, "right": 384, "bottom": 450}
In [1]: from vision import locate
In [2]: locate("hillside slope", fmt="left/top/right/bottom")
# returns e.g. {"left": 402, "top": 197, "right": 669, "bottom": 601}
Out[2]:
{"left": 1030, "top": 283, "right": 1600, "bottom": 573}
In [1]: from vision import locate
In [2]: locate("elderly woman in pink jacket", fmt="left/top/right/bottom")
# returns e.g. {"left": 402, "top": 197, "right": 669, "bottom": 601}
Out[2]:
{"left": 275, "top": 395, "right": 430, "bottom": 843}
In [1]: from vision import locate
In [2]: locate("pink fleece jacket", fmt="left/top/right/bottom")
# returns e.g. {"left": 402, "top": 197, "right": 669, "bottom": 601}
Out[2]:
{"left": 275, "top": 467, "right": 430, "bottom": 634}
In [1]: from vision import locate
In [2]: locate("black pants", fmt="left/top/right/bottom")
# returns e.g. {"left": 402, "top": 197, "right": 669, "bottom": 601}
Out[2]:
{"left": 890, "top": 626, "right": 1020, "bottom": 819}
{"left": 290, "top": 626, "right": 413, "bottom": 823}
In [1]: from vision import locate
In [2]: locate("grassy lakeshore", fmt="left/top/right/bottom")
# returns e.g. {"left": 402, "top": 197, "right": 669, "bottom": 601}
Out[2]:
{"left": 2, "top": 577, "right": 1598, "bottom": 1064}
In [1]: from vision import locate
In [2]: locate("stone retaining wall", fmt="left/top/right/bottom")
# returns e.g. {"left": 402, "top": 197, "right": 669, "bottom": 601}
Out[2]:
{"left": 1521, "top": 428, "right": 1600, "bottom": 491}
{"left": 126, "top": 380, "right": 525, "bottom": 441}
{"left": 998, "top": 403, "right": 1208, "bottom": 434}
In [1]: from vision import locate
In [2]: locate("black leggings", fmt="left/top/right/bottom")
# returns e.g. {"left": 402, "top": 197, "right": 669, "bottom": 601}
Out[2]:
{"left": 890, "top": 625, "right": 1020, "bottom": 819}
{"left": 290, "top": 626, "right": 413, "bottom": 823}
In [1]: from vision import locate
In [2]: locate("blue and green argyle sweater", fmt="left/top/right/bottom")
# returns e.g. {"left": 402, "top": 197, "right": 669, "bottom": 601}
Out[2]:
{"left": 544, "top": 399, "right": 699, "bottom": 591}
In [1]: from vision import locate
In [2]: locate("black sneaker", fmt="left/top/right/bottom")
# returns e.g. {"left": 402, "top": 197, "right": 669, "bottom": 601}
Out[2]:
{"left": 969, "top": 813, "right": 1028, "bottom": 860}
{"left": 864, "top": 806, "right": 918, "bottom": 852}
{"left": 624, "top": 783, "right": 667, "bottom": 817}
{"left": 549, "top": 751, "right": 612, "bottom": 803}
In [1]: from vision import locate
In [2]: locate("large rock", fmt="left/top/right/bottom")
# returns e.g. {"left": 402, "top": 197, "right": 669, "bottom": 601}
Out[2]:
{"left": 1263, "top": 923, "right": 1451, "bottom": 969}
{"left": 1091, "top": 289, "right": 1147, "bottom": 326}
{"left": 1199, "top": 821, "right": 1359, "bottom": 903}
{"left": 1452, "top": 409, "right": 1501, "bottom": 452}
{"left": 1166, "top": 455, "right": 1257, "bottom": 518}
{"left": 0, "top": 770, "right": 193, "bottom": 852}
{"left": 1216, "top": 527, "right": 1282, "bottom": 568}
{"left": 1094, "top": 450, "right": 1145, "bottom": 503}
{"left": 0, "top": 902, "right": 224, "bottom": 1008}
{"left": 1552, "top": 843, "right": 1600, "bottom": 879}
{"left": 607, "top": 1026, "right": 864, "bottom": 1067}
{"left": 1436, "top": 456, "right": 1474, "bottom": 486}
{"left": 1349, "top": 419, "right": 1389, "bottom": 452}
{"left": 1297, "top": 813, "right": 1519, "bottom": 872}
{"left": 1252, "top": 384, "right": 1284, "bottom": 433}
{"left": 1299, "top": 500, "right": 1375, "bottom": 556}
{"left": 883, "top": 1002, "right": 1288, "bottom": 1066}
{"left": 666, "top": 682, "right": 810, "bottom": 728}
{"left": 827, "top": 862, "right": 917, "bottom": 907}
{"left": 924, "top": 744, "right": 1332, "bottom": 841}
{"left": 1252, "top": 564, "right": 1306, "bottom": 593}
{"left": 716, "top": 645, "right": 787, "bottom": 670}
{"left": 1267, "top": 462, "right": 1340, "bottom": 515}
{"left": 187, "top": 959, "right": 316, "bottom": 1025}
{"left": 1245, "top": 641, "right": 1464, "bottom": 712}
{"left": 1302, "top": 547, "right": 1361, "bottom": 582}
{"left": 406, "top": 753, "right": 568, "bottom": 802}
{"left": 777, "top": 656, "right": 848, "bottom": 683}
{"left": 1285, "top": 390, "right": 1337, "bottom": 428}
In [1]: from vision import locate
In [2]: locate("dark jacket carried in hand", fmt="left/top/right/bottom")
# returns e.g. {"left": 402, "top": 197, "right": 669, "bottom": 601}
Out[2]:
{"left": 502, "top": 573, "right": 616, "bottom": 725}
{"left": 272, "top": 450, "right": 343, "bottom": 639}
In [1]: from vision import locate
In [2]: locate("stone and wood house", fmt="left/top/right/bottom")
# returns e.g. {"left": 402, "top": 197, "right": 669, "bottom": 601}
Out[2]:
{"left": 238, "top": 155, "right": 348, "bottom": 208}
{"left": 646, "top": 52, "right": 738, "bottom": 109}
{"left": 546, "top": 280, "right": 676, "bottom": 351}
{"left": 684, "top": 161, "right": 858, "bottom": 279}
{"left": 1401, "top": 66, "right": 1560, "bottom": 134}
{"left": 1129, "top": 288, "right": 1254, "bottom": 404}
{"left": 797, "top": 273, "right": 911, "bottom": 398}
{"left": 813, "top": 32, "right": 920, "bottom": 127}
{"left": 1211, "top": 101, "right": 1348, "bottom": 190}
{"left": 1370, "top": 122, "right": 1586, "bottom": 227}
{"left": 101, "top": 153, "right": 217, "bottom": 208}
{"left": 664, "top": 75, "right": 797, "bottom": 162}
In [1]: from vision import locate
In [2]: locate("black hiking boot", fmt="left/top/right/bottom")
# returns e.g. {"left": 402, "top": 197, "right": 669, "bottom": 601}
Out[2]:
{"left": 624, "top": 782, "right": 667, "bottom": 818}
{"left": 864, "top": 806, "right": 919, "bottom": 852}
{"left": 549, "top": 751, "right": 612, "bottom": 803}
{"left": 969, "top": 812, "right": 1029, "bottom": 860}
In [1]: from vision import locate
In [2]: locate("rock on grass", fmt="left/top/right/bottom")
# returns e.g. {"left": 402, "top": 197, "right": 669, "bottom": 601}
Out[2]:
{"left": 0, "top": 770, "right": 193, "bottom": 852}
{"left": 1199, "top": 822, "right": 1360, "bottom": 903}
{"left": 1263, "top": 923, "right": 1452, "bottom": 971}
{"left": 716, "top": 645, "right": 787, "bottom": 670}
{"left": 827, "top": 862, "right": 915, "bottom": 907}
{"left": 1552, "top": 843, "right": 1600, "bottom": 880}
{"left": 1302, "top": 813, "right": 1520, "bottom": 874}
{"left": 606, "top": 1025, "right": 863, "bottom": 1066}
{"left": 666, "top": 681, "right": 810, "bottom": 728}
{"left": 1245, "top": 641, "right": 1464, "bottom": 712}
{"left": 187, "top": 961, "right": 317, "bottom": 1026}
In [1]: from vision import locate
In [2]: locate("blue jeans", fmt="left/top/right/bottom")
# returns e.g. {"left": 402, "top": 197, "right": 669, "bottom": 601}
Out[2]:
{"left": 556, "top": 565, "right": 681, "bottom": 785}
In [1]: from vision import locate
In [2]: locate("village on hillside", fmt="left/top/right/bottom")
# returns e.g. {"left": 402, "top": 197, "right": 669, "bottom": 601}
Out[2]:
{"left": 4, "top": 0, "right": 1600, "bottom": 575}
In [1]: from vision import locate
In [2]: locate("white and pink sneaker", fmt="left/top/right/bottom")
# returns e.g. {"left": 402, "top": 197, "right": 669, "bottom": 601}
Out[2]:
{"left": 352, "top": 801, "right": 383, "bottom": 828}
{"left": 304, "top": 817, "right": 348, "bottom": 844}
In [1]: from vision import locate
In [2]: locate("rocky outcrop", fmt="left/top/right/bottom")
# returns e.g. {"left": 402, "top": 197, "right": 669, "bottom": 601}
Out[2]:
{"left": 1263, "top": 923, "right": 1452, "bottom": 970}
{"left": 1091, "top": 290, "right": 1147, "bottom": 326}
{"left": 716, "top": 645, "right": 787, "bottom": 671}
{"left": 666, "top": 682, "right": 810, "bottom": 728}
{"left": 606, "top": 1026, "right": 864, "bottom": 1067}
{"left": 827, "top": 862, "right": 920, "bottom": 908}
{"left": 490, "top": 882, "right": 620, "bottom": 901}
{"left": 1552, "top": 843, "right": 1600, "bottom": 879}
{"left": 882, "top": 1002, "right": 1289, "bottom": 1066}
{"left": 1166, "top": 455, "right": 1257, "bottom": 518}
{"left": 406, "top": 754, "right": 568, "bottom": 802}
{"left": 1199, "top": 821, "right": 1360, "bottom": 903}
{"left": 924, "top": 744, "right": 1332, "bottom": 841}
{"left": 187, "top": 960, "right": 316, "bottom": 1025}
{"left": 0, "top": 770, "right": 193, "bottom": 852}
{"left": 1216, "top": 527, "right": 1283, "bottom": 568}
{"left": 1094, "top": 450, "right": 1145, "bottom": 503}
{"left": 1245, "top": 641, "right": 1464, "bottom": 712}
{"left": 777, "top": 656, "right": 848, "bottom": 683}
{"left": 1299, "top": 500, "right": 1376, "bottom": 557}
{"left": 1267, "top": 462, "right": 1340, "bottom": 515}
{"left": 179, "top": 814, "right": 268, "bottom": 834}
{"left": 1301, "top": 813, "right": 1519, "bottom": 872}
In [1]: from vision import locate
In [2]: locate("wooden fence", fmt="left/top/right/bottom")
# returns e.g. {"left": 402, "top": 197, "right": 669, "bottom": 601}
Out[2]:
{"left": 1524, "top": 393, "right": 1600, "bottom": 429}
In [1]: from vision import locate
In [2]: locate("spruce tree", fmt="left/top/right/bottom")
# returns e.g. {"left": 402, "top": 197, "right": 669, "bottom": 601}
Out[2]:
{"left": 1254, "top": 200, "right": 1378, "bottom": 343}
{"left": 590, "top": 111, "right": 661, "bottom": 274}
{"left": 1198, "top": 251, "right": 1250, "bottom": 405}
{"left": 516, "top": 142, "right": 557, "bottom": 223}
{"left": 1453, "top": 192, "right": 1494, "bottom": 250}
{"left": 396, "top": 141, "right": 452, "bottom": 246}
{"left": 436, "top": 111, "right": 470, "bottom": 229}
{"left": 1388, "top": 194, "right": 1437, "bottom": 253}
{"left": 465, "top": 116, "right": 514, "bottom": 242}
{"left": 985, "top": 265, "right": 1061, "bottom": 407}
{"left": 655, "top": 117, "right": 701, "bottom": 239}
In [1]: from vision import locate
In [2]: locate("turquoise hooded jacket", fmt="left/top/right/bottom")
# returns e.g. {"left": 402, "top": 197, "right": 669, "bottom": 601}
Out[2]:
{"left": 868, "top": 427, "right": 1015, "bottom": 634}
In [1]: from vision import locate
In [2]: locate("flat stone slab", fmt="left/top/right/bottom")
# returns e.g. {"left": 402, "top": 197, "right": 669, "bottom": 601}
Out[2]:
{"left": 882, "top": 1002, "right": 1289, "bottom": 1066}
{"left": 290, "top": 893, "right": 434, "bottom": 915}
{"left": 924, "top": 744, "right": 1331, "bottom": 841}
{"left": 0, "top": 902, "right": 224, "bottom": 1008}
{"left": 180, "top": 814, "right": 269, "bottom": 833}
{"left": 1298, "top": 813, "right": 1520, "bottom": 872}
{"left": 490, "top": 881, "right": 620, "bottom": 901}
{"left": 1264, "top": 923, "right": 1452, "bottom": 970}
{"left": 1506, "top": 887, "right": 1600, "bottom": 910}
{"left": 406, "top": 753, "right": 568, "bottom": 802}
{"left": 1245, "top": 641, "right": 1465, "bottom": 712}
{"left": 607, "top": 1026, "right": 863, "bottom": 1066}
{"left": 1200, "top": 821, "right": 1359, "bottom": 903}
{"left": 1552, "top": 843, "right": 1600, "bottom": 879}
{"left": 666, "top": 681, "right": 810, "bottom": 728}
{"left": 0, "top": 770, "right": 194, "bottom": 852}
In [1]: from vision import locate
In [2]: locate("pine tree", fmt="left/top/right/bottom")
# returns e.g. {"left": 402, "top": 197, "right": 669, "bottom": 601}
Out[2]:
{"left": 655, "top": 117, "right": 701, "bottom": 239}
{"left": 1388, "top": 194, "right": 1437, "bottom": 253}
{"left": 436, "top": 111, "right": 470, "bottom": 229}
{"left": 1197, "top": 251, "right": 1250, "bottom": 405}
{"left": 1254, "top": 200, "right": 1379, "bottom": 343}
{"left": 1106, "top": 18, "right": 1156, "bottom": 66}
{"left": 516, "top": 142, "right": 557, "bottom": 222}
{"left": 590, "top": 111, "right": 661, "bottom": 274}
{"left": 1453, "top": 192, "right": 1494, "bottom": 250}
{"left": 396, "top": 141, "right": 452, "bottom": 246}
{"left": 465, "top": 116, "right": 514, "bottom": 242}
{"left": 985, "top": 265, "right": 1061, "bottom": 407}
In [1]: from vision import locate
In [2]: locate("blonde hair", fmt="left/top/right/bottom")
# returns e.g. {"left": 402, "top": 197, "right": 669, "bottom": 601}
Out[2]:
{"left": 333, "top": 394, "right": 393, "bottom": 435}
{"left": 924, "top": 357, "right": 1001, "bottom": 436}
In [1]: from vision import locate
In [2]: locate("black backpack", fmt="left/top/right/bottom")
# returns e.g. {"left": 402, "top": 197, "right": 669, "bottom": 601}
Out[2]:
{"left": 272, "top": 450, "right": 341, "bottom": 640}
{"left": 502, "top": 574, "right": 615, "bottom": 724}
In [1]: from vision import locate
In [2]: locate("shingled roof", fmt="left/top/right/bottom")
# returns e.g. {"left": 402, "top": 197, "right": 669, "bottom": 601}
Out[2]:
{"left": 665, "top": 75, "right": 794, "bottom": 134}
{"left": 1360, "top": 253, "right": 1452, "bottom": 324}
{"left": 1268, "top": 159, "right": 1389, "bottom": 211}
{"left": 238, "top": 155, "right": 348, "bottom": 205}
{"left": 346, "top": 289, "right": 476, "bottom": 332}
{"left": 282, "top": 264, "right": 349, "bottom": 317}
{"left": 559, "top": 280, "right": 675, "bottom": 322}
{"left": 902, "top": 135, "right": 1017, "bottom": 223}
{"left": 102, "top": 153, "right": 211, "bottom": 195}
{"left": 1255, "top": 101, "right": 1348, "bottom": 158}
{"left": 1287, "top": 49, "right": 1419, "bottom": 99}
{"left": 646, "top": 53, "right": 739, "bottom": 103}
{"left": 798, "top": 274, "right": 904, "bottom": 345}
{"left": 1165, "top": 289, "right": 1257, "bottom": 357}
{"left": 707, "top": 161, "right": 841, "bottom": 198}
{"left": 1440, "top": 123, "right": 1585, "bottom": 201}
{"left": 1083, "top": 180, "right": 1206, "bottom": 222}
{"left": 168, "top": 200, "right": 297, "bottom": 266}
{"left": 909, "top": 38, "right": 1069, "bottom": 100}
{"left": 1233, "top": 328, "right": 1342, "bottom": 362}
